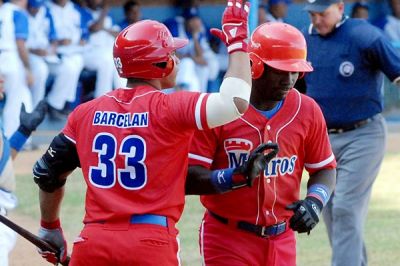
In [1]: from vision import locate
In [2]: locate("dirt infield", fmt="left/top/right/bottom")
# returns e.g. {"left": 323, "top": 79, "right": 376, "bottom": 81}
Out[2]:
{"left": 6, "top": 126, "right": 400, "bottom": 266}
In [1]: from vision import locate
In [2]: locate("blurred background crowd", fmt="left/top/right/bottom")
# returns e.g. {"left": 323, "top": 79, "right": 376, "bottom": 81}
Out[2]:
{"left": 0, "top": 0, "right": 399, "bottom": 149}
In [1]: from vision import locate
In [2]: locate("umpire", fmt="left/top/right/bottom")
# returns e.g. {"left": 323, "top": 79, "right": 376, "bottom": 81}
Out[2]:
{"left": 301, "top": 0, "right": 400, "bottom": 265}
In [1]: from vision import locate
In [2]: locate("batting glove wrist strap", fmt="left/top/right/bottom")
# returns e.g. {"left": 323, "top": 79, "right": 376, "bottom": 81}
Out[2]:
{"left": 40, "top": 219, "right": 61, "bottom": 229}
{"left": 210, "top": 0, "right": 250, "bottom": 54}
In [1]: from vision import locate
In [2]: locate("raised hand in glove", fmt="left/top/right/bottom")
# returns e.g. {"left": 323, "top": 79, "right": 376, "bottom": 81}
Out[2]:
{"left": 286, "top": 197, "right": 322, "bottom": 234}
{"left": 210, "top": 0, "right": 250, "bottom": 53}
{"left": 231, "top": 142, "right": 279, "bottom": 189}
{"left": 19, "top": 100, "right": 48, "bottom": 136}
{"left": 38, "top": 219, "right": 68, "bottom": 265}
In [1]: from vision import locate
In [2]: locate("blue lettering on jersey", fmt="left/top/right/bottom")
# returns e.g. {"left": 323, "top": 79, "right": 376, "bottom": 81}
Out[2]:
{"left": 264, "top": 155, "right": 298, "bottom": 177}
{"left": 92, "top": 111, "right": 149, "bottom": 128}
{"left": 228, "top": 153, "right": 248, "bottom": 168}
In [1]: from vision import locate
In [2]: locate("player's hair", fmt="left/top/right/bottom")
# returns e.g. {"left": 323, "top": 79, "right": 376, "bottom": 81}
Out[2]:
{"left": 123, "top": 0, "right": 139, "bottom": 14}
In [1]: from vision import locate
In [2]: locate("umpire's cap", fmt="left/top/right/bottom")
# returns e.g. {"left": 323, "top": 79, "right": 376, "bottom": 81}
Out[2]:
{"left": 304, "top": 0, "right": 343, "bottom": 13}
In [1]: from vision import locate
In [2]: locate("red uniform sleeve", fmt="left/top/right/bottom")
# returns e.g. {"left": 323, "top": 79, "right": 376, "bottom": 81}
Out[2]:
{"left": 162, "top": 91, "right": 210, "bottom": 131}
{"left": 188, "top": 127, "right": 220, "bottom": 169}
{"left": 304, "top": 100, "right": 336, "bottom": 174}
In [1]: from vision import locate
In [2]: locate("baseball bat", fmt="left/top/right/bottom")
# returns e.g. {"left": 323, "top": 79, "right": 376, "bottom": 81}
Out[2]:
{"left": 0, "top": 214, "right": 70, "bottom": 266}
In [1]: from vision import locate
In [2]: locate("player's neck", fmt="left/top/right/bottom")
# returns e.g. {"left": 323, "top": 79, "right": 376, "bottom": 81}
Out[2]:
{"left": 127, "top": 79, "right": 161, "bottom": 90}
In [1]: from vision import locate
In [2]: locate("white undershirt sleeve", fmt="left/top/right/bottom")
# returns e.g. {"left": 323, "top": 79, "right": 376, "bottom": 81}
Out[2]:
{"left": 206, "top": 77, "right": 251, "bottom": 128}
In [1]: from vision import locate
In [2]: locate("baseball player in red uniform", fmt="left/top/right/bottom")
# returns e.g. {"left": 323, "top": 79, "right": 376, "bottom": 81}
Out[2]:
{"left": 32, "top": 1, "right": 253, "bottom": 265}
{"left": 187, "top": 22, "right": 337, "bottom": 266}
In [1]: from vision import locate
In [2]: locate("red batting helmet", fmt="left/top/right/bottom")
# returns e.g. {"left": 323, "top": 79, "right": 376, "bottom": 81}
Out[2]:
{"left": 113, "top": 20, "right": 188, "bottom": 79}
{"left": 249, "top": 22, "right": 313, "bottom": 79}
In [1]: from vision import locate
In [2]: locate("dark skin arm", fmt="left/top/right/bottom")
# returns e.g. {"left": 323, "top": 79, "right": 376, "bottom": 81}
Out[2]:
{"left": 39, "top": 171, "right": 71, "bottom": 223}
{"left": 307, "top": 168, "right": 336, "bottom": 194}
{"left": 186, "top": 165, "right": 219, "bottom": 195}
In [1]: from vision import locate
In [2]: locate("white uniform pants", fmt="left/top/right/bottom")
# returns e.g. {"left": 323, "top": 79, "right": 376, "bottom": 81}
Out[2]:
{"left": 83, "top": 47, "right": 126, "bottom": 98}
{"left": 47, "top": 53, "right": 84, "bottom": 110}
{"left": 0, "top": 51, "right": 33, "bottom": 138}
{"left": 29, "top": 54, "right": 49, "bottom": 107}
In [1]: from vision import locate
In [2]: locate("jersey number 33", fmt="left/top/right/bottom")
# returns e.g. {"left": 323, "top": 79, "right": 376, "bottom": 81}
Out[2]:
{"left": 89, "top": 133, "right": 147, "bottom": 190}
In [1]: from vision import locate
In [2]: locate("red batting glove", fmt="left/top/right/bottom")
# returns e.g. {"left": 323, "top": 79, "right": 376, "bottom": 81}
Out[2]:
{"left": 210, "top": 0, "right": 250, "bottom": 54}
{"left": 38, "top": 219, "right": 68, "bottom": 265}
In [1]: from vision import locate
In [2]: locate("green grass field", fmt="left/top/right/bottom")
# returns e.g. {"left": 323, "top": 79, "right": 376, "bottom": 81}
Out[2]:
{"left": 15, "top": 153, "right": 400, "bottom": 265}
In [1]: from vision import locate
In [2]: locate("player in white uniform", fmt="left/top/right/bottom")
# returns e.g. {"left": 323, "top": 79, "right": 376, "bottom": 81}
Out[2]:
{"left": 46, "top": 0, "right": 85, "bottom": 117}
{"left": 82, "top": 0, "right": 125, "bottom": 98}
{"left": 0, "top": 75, "right": 47, "bottom": 266}
{"left": 26, "top": 0, "right": 58, "bottom": 107}
{"left": 0, "top": 0, "right": 33, "bottom": 138}
{"left": 165, "top": 7, "right": 219, "bottom": 93}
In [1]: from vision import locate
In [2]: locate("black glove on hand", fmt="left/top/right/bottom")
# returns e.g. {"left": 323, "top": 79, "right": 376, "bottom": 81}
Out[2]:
{"left": 232, "top": 143, "right": 279, "bottom": 189}
{"left": 286, "top": 197, "right": 322, "bottom": 234}
{"left": 19, "top": 100, "right": 48, "bottom": 136}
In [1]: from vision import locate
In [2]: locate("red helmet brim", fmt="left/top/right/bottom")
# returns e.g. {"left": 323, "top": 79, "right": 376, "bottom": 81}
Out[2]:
{"left": 173, "top": 38, "right": 188, "bottom": 49}
{"left": 266, "top": 59, "right": 313, "bottom": 73}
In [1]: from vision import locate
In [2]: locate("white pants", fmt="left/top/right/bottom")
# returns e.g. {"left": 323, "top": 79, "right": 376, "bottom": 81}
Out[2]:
{"left": 176, "top": 58, "right": 201, "bottom": 92}
{"left": 29, "top": 54, "right": 49, "bottom": 107}
{"left": 0, "top": 192, "right": 18, "bottom": 266}
{"left": 47, "top": 53, "right": 84, "bottom": 110}
{"left": 83, "top": 47, "right": 126, "bottom": 98}
{"left": 0, "top": 221, "right": 16, "bottom": 266}
{"left": 0, "top": 51, "right": 33, "bottom": 138}
{"left": 177, "top": 52, "right": 219, "bottom": 93}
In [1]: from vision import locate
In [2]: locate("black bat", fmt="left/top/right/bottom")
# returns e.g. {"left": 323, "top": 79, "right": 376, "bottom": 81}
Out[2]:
{"left": 0, "top": 214, "right": 70, "bottom": 266}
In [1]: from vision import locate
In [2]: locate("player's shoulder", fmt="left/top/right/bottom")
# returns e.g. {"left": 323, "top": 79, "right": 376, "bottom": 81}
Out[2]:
{"left": 296, "top": 89, "right": 321, "bottom": 111}
{"left": 345, "top": 18, "right": 383, "bottom": 44}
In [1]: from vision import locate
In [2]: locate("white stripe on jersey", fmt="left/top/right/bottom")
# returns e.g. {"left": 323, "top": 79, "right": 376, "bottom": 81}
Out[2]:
{"left": 63, "top": 133, "right": 76, "bottom": 144}
{"left": 188, "top": 153, "right": 212, "bottom": 165}
{"left": 195, "top": 93, "right": 207, "bottom": 130}
{"left": 305, "top": 153, "right": 335, "bottom": 169}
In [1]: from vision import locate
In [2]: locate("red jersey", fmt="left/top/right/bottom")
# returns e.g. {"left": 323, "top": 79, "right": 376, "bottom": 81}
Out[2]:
{"left": 189, "top": 89, "right": 336, "bottom": 226}
{"left": 63, "top": 86, "right": 209, "bottom": 223}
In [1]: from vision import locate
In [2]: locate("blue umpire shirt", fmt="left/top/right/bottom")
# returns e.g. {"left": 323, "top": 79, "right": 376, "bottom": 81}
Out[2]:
{"left": 303, "top": 17, "right": 400, "bottom": 128}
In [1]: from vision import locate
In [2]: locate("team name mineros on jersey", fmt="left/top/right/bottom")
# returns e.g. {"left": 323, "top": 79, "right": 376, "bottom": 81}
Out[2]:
{"left": 224, "top": 138, "right": 298, "bottom": 178}
{"left": 264, "top": 156, "right": 298, "bottom": 177}
{"left": 93, "top": 111, "right": 149, "bottom": 128}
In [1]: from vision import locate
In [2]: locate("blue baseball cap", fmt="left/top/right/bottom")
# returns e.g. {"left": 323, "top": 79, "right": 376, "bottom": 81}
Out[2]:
{"left": 269, "top": 0, "right": 291, "bottom": 5}
{"left": 28, "top": 0, "right": 45, "bottom": 8}
{"left": 304, "top": 0, "right": 342, "bottom": 12}
{"left": 182, "top": 7, "right": 200, "bottom": 20}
